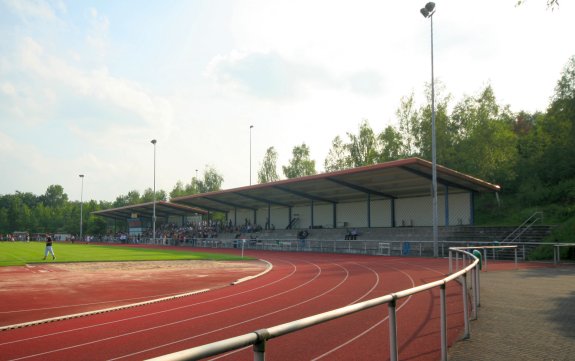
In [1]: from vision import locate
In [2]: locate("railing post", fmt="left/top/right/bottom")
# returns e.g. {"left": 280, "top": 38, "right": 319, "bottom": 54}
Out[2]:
{"left": 253, "top": 329, "right": 270, "bottom": 361}
{"left": 462, "top": 274, "right": 470, "bottom": 339}
{"left": 440, "top": 283, "right": 447, "bottom": 361}
{"left": 475, "top": 264, "right": 481, "bottom": 308}
{"left": 449, "top": 249, "right": 453, "bottom": 274}
{"left": 515, "top": 246, "right": 518, "bottom": 269}
{"left": 471, "top": 268, "right": 478, "bottom": 320}
{"left": 522, "top": 244, "right": 526, "bottom": 261}
{"left": 388, "top": 298, "right": 398, "bottom": 361}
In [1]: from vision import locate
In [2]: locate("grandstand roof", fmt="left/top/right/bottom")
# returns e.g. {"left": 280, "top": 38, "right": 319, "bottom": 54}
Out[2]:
{"left": 92, "top": 200, "right": 207, "bottom": 221}
{"left": 170, "top": 157, "right": 500, "bottom": 213}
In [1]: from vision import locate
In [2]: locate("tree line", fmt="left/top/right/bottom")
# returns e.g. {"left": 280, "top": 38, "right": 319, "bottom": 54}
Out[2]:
{"left": 1, "top": 56, "right": 573, "bottom": 235}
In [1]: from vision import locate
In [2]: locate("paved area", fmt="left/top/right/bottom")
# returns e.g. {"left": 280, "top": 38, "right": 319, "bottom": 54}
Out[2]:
{"left": 449, "top": 266, "right": 575, "bottom": 361}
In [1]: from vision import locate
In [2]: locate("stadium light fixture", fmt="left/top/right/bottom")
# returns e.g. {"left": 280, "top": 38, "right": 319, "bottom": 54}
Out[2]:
{"left": 420, "top": 2, "right": 439, "bottom": 259}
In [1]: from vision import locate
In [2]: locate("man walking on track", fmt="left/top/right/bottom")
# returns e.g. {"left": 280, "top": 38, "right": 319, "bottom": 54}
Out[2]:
{"left": 43, "top": 235, "right": 56, "bottom": 260}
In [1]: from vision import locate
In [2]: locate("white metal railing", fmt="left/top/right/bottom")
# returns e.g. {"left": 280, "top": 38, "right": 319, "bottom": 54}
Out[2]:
{"left": 501, "top": 211, "right": 543, "bottom": 243}
{"left": 147, "top": 248, "right": 486, "bottom": 361}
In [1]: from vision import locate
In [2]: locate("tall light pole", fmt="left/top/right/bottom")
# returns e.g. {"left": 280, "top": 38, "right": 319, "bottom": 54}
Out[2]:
{"left": 151, "top": 139, "right": 157, "bottom": 244}
{"left": 249, "top": 125, "right": 254, "bottom": 185}
{"left": 421, "top": 2, "right": 439, "bottom": 258}
{"left": 79, "top": 174, "right": 84, "bottom": 242}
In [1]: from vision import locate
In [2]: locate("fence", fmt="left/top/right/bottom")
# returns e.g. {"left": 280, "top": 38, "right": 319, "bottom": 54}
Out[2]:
{"left": 146, "top": 247, "right": 500, "bottom": 361}
{"left": 186, "top": 237, "right": 552, "bottom": 261}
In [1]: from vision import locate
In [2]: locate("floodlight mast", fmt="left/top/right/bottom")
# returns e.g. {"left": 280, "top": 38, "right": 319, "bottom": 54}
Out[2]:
{"left": 79, "top": 174, "right": 84, "bottom": 242}
{"left": 421, "top": 2, "right": 439, "bottom": 258}
{"left": 151, "top": 139, "right": 157, "bottom": 244}
{"left": 249, "top": 125, "right": 254, "bottom": 185}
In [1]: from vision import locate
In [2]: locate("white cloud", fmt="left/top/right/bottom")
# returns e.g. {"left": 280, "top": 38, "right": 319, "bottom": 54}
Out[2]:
{"left": 4, "top": 0, "right": 58, "bottom": 21}
{"left": 86, "top": 7, "right": 109, "bottom": 57}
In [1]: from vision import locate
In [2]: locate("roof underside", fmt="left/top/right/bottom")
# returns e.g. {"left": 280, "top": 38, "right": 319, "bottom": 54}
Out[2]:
{"left": 92, "top": 201, "right": 207, "bottom": 221}
{"left": 171, "top": 158, "right": 500, "bottom": 213}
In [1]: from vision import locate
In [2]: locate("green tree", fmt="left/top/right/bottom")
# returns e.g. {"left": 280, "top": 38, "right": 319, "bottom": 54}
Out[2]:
{"left": 347, "top": 120, "right": 379, "bottom": 167}
{"left": 42, "top": 185, "right": 68, "bottom": 208}
{"left": 449, "top": 85, "right": 519, "bottom": 186}
{"left": 324, "top": 135, "right": 351, "bottom": 172}
{"left": 396, "top": 93, "right": 420, "bottom": 157}
{"left": 283, "top": 143, "right": 316, "bottom": 178}
{"left": 377, "top": 126, "right": 403, "bottom": 162}
{"left": 258, "top": 147, "right": 280, "bottom": 183}
{"left": 142, "top": 188, "right": 167, "bottom": 203}
{"left": 409, "top": 81, "right": 454, "bottom": 164}
{"left": 170, "top": 180, "right": 187, "bottom": 199}
{"left": 197, "top": 166, "right": 224, "bottom": 193}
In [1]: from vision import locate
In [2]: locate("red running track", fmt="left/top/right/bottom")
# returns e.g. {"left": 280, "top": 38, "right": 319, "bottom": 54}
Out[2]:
{"left": 0, "top": 250, "right": 471, "bottom": 361}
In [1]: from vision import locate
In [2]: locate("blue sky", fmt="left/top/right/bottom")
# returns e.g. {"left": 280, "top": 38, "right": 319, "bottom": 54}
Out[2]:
{"left": 1, "top": 0, "right": 574, "bottom": 202}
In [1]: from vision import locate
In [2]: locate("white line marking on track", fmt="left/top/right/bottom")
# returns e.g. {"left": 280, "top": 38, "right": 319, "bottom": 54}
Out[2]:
{"left": 110, "top": 261, "right": 353, "bottom": 360}
{"left": 1, "top": 258, "right": 295, "bottom": 347}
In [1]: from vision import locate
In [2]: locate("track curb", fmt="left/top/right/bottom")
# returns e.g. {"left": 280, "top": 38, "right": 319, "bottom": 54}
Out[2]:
{"left": 0, "top": 258, "right": 273, "bottom": 331}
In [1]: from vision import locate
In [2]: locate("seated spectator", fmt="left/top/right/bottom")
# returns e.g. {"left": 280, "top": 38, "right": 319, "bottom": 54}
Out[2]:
{"left": 351, "top": 228, "right": 358, "bottom": 240}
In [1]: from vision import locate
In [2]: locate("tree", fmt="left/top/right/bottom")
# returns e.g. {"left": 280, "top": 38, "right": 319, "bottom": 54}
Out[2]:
{"left": 283, "top": 143, "right": 316, "bottom": 178}
{"left": 324, "top": 135, "right": 350, "bottom": 172}
{"left": 170, "top": 180, "right": 187, "bottom": 199}
{"left": 516, "top": 0, "right": 559, "bottom": 9}
{"left": 414, "top": 82, "right": 455, "bottom": 165}
{"left": 198, "top": 166, "right": 224, "bottom": 193}
{"left": 533, "top": 56, "right": 575, "bottom": 185}
{"left": 396, "top": 93, "right": 420, "bottom": 157}
{"left": 258, "top": 147, "right": 280, "bottom": 183}
{"left": 449, "top": 85, "right": 518, "bottom": 186}
{"left": 42, "top": 185, "right": 68, "bottom": 208}
{"left": 377, "top": 126, "right": 403, "bottom": 162}
{"left": 142, "top": 188, "right": 167, "bottom": 203}
{"left": 347, "top": 120, "right": 379, "bottom": 167}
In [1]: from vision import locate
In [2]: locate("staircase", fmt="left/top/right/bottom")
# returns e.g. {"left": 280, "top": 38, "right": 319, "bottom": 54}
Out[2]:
{"left": 501, "top": 212, "right": 545, "bottom": 243}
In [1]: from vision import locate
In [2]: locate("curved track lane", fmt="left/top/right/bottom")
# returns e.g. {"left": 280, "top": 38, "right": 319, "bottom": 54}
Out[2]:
{"left": 0, "top": 252, "right": 465, "bottom": 361}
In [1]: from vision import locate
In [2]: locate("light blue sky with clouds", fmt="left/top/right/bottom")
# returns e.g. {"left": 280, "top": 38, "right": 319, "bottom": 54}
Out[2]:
{"left": 1, "top": 0, "right": 574, "bottom": 202}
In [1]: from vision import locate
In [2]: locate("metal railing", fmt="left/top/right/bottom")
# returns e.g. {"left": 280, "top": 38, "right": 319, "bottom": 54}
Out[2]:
{"left": 148, "top": 247, "right": 487, "bottom": 361}
{"left": 501, "top": 211, "right": 543, "bottom": 243}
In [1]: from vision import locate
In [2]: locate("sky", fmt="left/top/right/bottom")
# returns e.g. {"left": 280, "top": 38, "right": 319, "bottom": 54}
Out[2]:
{"left": 1, "top": 0, "right": 574, "bottom": 202}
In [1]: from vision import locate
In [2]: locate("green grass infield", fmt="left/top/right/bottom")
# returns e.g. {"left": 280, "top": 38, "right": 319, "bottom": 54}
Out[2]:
{"left": 0, "top": 241, "right": 251, "bottom": 267}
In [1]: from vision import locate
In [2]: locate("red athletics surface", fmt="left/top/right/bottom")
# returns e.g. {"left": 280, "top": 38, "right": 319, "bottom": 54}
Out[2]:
{"left": 0, "top": 247, "right": 558, "bottom": 361}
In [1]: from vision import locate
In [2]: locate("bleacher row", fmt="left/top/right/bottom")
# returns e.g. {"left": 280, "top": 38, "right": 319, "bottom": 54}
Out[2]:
{"left": 100, "top": 225, "right": 552, "bottom": 260}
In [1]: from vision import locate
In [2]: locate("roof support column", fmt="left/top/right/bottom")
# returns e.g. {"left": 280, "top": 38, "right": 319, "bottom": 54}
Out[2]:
{"left": 470, "top": 192, "right": 475, "bottom": 225}
{"left": 234, "top": 208, "right": 237, "bottom": 227}
{"left": 367, "top": 193, "right": 371, "bottom": 228}
{"left": 253, "top": 209, "right": 257, "bottom": 227}
{"left": 391, "top": 198, "right": 396, "bottom": 228}
{"left": 288, "top": 207, "right": 292, "bottom": 229}
{"left": 310, "top": 201, "right": 314, "bottom": 228}
{"left": 444, "top": 185, "right": 449, "bottom": 226}
{"left": 333, "top": 203, "right": 337, "bottom": 229}
{"left": 267, "top": 202, "right": 271, "bottom": 230}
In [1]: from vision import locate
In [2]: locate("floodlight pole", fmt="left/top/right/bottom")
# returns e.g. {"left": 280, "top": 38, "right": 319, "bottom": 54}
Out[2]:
{"left": 79, "top": 174, "right": 84, "bottom": 242}
{"left": 421, "top": 2, "right": 439, "bottom": 257}
{"left": 249, "top": 125, "right": 254, "bottom": 185}
{"left": 151, "top": 139, "right": 157, "bottom": 244}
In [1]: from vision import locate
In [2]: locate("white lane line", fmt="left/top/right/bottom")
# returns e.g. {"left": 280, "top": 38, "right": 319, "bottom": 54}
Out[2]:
{"left": 111, "top": 261, "right": 350, "bottom": 361}
{"left": 0, "top": 258, "right": 290, "bottom": 346}
{"left": 6, "top": 260, "right": 319, "bottom": 360}
{"left": 311, "top": 263, "right": 417, "bottom": 360}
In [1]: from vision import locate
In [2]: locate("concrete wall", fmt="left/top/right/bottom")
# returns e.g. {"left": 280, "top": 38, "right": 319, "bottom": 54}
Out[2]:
{"left": 227, "top": 190, "right": 471, "bottom": 229}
